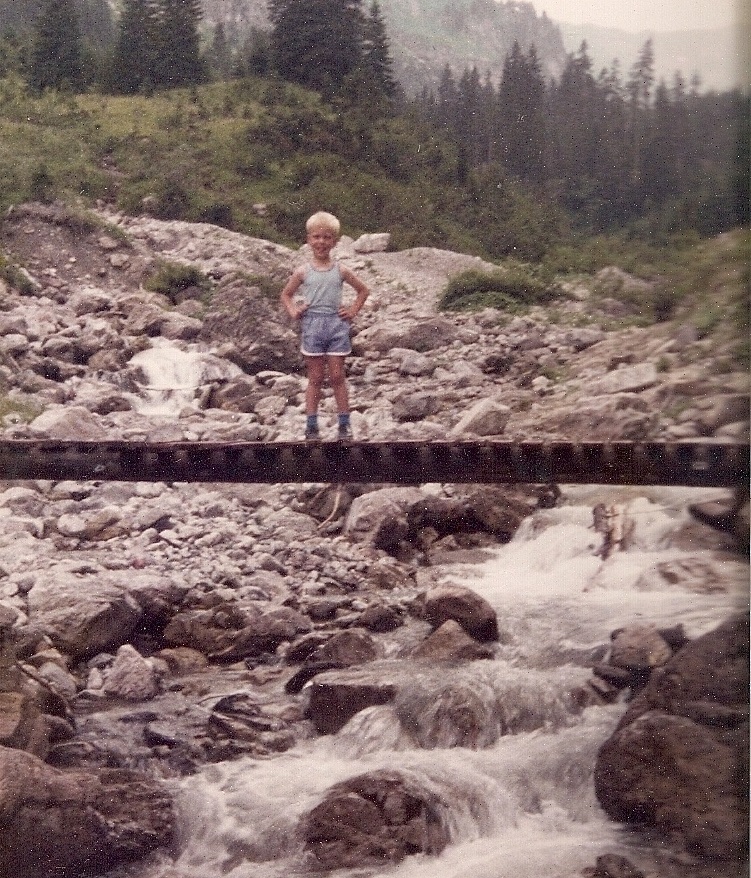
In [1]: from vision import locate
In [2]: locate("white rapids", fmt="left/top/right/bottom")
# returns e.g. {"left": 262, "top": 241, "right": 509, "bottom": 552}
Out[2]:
{"left": 112, "top": 486, "right": 747, "bottom": 878}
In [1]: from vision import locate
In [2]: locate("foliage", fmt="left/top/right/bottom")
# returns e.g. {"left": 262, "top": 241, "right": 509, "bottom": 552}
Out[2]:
{"left": 438, "top": 265, "right": 563, "bottom": 313}
{"left": 108, "top": 0, "right": 205, "bottom": 94}
{"left": 143, "top": 260, "right": 212, "bottom": 305}
{"left": 0, "top": 394, "right": 42, "bottom": 424}
{"left": 0, "top": 252, "right": 37, "bottom": 295}
{"left": 414, "top": 40, "right": 745, "bottom": 237}
{"left": 269, "top": 0, "right": 365, "bottom": 95}
{"left": 27, "top": 0, "right": 84, "bottom": 93}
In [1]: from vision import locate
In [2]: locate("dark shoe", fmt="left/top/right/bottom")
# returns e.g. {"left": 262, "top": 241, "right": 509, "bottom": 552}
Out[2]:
{"left": 337, "top": 423, "right": 353, "bottom": 441}
{"left": 305, "top": 428, "right": 321, "bottom": 442}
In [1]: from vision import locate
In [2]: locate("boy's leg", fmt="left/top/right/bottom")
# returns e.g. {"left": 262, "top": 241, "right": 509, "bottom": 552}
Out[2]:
{"left": 305, "top": 356, "right": 325, "bottom": 437}
{"left": 327, "top": 355, "right": 352, "bottom": 438}
{"left": 327, "top": 355, "right": 349, "bottom": 413}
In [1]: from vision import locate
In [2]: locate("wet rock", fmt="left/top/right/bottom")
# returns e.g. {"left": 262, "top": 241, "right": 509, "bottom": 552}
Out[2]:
{"left": 412, "top": 619, "right": 494, "bottom": 663}
{"left": 417, "top": 583, "right": 499, "bottom": 642}
{"left": 595, "top": 615, "right": 749, "bottom": 860}
{"left": 358, "top": 604, "right": 402, "bottom": 633}
{"left": 0, "top": 746, "right": 174, "bottom": 878}
{"left": 582, "top": 853, "right": 646, "bottom": 878}
{"left": 307, "top": 665, "right": 398, "bottom": 734}
{"left": 608, "top": 624, "right": 673, "bottom": 672}
{"left": 303, "top": 769, "right": 450, "bottom": 868}
{"left": 309, "top": 629, "right": 381, "bottom": 667}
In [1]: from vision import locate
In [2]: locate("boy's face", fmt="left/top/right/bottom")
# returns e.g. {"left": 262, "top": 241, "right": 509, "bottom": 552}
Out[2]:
{"left": 307, "top": 226, "right": 338, "bottom": 259}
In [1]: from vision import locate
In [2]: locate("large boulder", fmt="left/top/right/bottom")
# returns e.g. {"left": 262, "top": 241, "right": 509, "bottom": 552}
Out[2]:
{"left": 307, "top": 665, "right": 399, "bottom": 734}
{"left": 353, "top": 317, "right": 460, "bottom": 354}
{"left": 344, "top": 487, "right": 425, "bottom": 552}
{"left": 200, "top": 281, "right": 299, "bottom": 373}
{"left": 303, "top": 769, "right": 450, "bottom": 869}
{"left": 27, "top": 572, "right": 142, "bottom": 661}
{"left": 416, "top": 583, "right": 499, "bottom": 642}
{"left": 594, "top": 615, "right": 749, "bottom": 860}
{"left": 0, "top": 746, "right": 174, "bottom": 878}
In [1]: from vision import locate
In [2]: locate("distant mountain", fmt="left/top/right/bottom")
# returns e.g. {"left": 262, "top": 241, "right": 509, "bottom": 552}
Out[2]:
{"left": 199, "top": 0, "right": 568, "bottom": 94}
{"left": 557, "top": 22, "right": 741, "bottom": 92}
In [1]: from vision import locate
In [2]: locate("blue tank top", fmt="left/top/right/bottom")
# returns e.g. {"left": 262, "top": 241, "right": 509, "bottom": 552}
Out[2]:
{"left": 300, "top": 263, "right": 343, "bottom": 314}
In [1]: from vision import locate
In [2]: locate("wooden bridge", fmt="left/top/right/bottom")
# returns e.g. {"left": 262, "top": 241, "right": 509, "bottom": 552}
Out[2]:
{"left": 0, "top": 439, "right": 747, "bottom": 487}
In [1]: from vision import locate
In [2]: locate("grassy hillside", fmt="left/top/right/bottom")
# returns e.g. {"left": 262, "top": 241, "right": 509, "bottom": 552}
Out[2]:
{"left": 0, "top": 74, "right": 566, "bottom": 260}
{"left": 0, "top": 73, "right": 747, "bottom": 367}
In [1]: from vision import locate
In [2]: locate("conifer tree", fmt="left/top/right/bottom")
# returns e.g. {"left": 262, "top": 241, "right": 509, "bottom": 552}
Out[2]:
{"left": 111, "top": 0, "right": 159, "bottom": 93}
{"left": 154, "top": 0, "right": 204, "bottom": 88}
{"left": 27, "top": 0, "right": 84, "bottom": 92}
{"left": 497, "top": 42, "right": 545, "bottom": 183}
{"left": 269, "top": 0, "right": 365, "bottom": 93}
{"left": 362, "top": 1, "right": 396, "bottom": 99}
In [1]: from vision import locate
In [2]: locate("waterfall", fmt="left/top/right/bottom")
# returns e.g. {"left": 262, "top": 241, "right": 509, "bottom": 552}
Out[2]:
{"left": 127, "top": 340, "right": 242, "bottom": 416}
{"left": 118, "top": 487, "right": 747, "bottom": 878}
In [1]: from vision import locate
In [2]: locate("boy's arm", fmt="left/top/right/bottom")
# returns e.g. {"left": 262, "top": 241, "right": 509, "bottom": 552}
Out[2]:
{"left": 280, "top": 268, "right": 307, "bottom": 319}
{"left": 339, "top": 266, "right": 370, "bottom": 320}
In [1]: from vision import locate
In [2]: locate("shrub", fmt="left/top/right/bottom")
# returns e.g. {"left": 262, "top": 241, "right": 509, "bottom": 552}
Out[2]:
{"left": 0, "top": 253, "right": 37, "bottom": 295}
{"left": 144, "top": 260, "right": 211, "bottom": 305}
{"left": 438, "top": 265, "right": 563, "bottom": 313}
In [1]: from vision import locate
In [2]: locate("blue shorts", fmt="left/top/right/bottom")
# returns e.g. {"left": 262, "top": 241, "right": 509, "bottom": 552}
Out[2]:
{"left": 300, "top": 312, "right": 351, "bottom": 356}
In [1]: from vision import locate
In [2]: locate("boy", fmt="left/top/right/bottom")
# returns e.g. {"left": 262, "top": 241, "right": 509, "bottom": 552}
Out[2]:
{"left": 280, "top": 211, "right": 370, "bottom": 441}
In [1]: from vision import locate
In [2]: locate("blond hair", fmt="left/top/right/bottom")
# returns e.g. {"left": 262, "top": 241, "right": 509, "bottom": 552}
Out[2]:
{"left": 305, "top": 211, "right": 340, "bottom": 235}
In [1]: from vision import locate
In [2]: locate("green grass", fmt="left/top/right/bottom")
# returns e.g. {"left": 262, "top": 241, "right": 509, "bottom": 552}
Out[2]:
{"left": 0, "top": 75, "right": 567, "bottom": 260}
{"left": 438, "top": 263, "right": 564, "bottom": 313}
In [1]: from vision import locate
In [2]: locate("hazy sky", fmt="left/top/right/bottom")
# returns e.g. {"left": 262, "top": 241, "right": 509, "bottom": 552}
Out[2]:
{"left": 536, "top": 0, "right": 740, "bottom": 31}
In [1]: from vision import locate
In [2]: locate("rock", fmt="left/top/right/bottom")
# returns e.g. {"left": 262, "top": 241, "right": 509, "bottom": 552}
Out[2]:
{"left": 309, "top": 629, "right": 381, "bottom": 667}
{"left": 27, "top": 405, "right": 110, "bottom": 440}
{"left": 392, "top": 389, "right": 440, "bottom": 422}
{"left": 412, "top": 619, "right": 494, "bottom": 662}
{"left": 608, "top": 624, "right": 673, "bottom": 671}
{"left": 449, "top": 398, "right": 511, "bottom": 437}
{"left": 0, "top": 746, "right": 174, "bottom": 878}
{"left": 587, "top": 853, "right": 646, "bottom": 878}
{"left": 27, "top": 573, "right": 142, "bottom": 661}
{"left": 353, "top": 233, "right": 391, "bottom": 253}
{"left": 418, "top": 584, "right": 499, "bottom": 642}
{"left": 357, "top": 604, "right": 402, "bottom": 633}
{"left": 595, "top": 615, "right": 749, "bottom": 860}
{"left": 303, "top": 769, "right": 450, "bottom": 868}
{"left": 354, "top": 317, "right": 460, "bottom": 354}
{"left": 698, "top": 394, "right": 749, "bottom": 433}
{"left": 102, "top": 644, "right": 159, "bottom": 701}
{"left": 307, "top": 665, "right": 398, "bottom": 734}
{"left": 344, "top": 487, "right": 425, "bottom": 551}
{"left": 588, "top": 363, "right": 658, "bottom": 395}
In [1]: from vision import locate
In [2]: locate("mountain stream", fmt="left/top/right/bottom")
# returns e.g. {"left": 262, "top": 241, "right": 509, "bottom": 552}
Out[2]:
{"left": 113, "top": 485, "right": 746, "bottom": 878}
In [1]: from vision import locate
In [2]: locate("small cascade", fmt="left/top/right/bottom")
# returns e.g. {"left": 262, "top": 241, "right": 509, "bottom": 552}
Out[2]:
{"left": 127, "top": 339, "right": 242, "bottom": 416}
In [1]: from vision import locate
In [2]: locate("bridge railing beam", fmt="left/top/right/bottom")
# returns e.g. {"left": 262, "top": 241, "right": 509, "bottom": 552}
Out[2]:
{"left": 0, "top": 440, "right": 747, "bottom": 487}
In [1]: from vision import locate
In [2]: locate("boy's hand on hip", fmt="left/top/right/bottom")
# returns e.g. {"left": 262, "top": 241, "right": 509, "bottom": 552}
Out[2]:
{"left": 338, "top": 305, "right": 358, "bottom": 321}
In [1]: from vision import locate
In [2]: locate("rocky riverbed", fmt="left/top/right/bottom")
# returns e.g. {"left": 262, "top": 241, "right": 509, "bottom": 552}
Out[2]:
{"left": 0, "top": 202, "right": 748, "bottom": 878}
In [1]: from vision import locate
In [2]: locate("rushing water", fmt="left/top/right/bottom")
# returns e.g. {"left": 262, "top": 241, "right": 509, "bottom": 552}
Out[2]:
{"left": 118, "top": 486, "right": 746, "bottom": 878}
{"left": 128, "top": 341, "right": 242, "bottom": 415}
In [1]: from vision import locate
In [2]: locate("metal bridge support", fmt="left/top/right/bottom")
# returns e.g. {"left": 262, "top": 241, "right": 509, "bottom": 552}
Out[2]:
{"left": 0, "top": 440, "right": 747, "bottom": 487}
